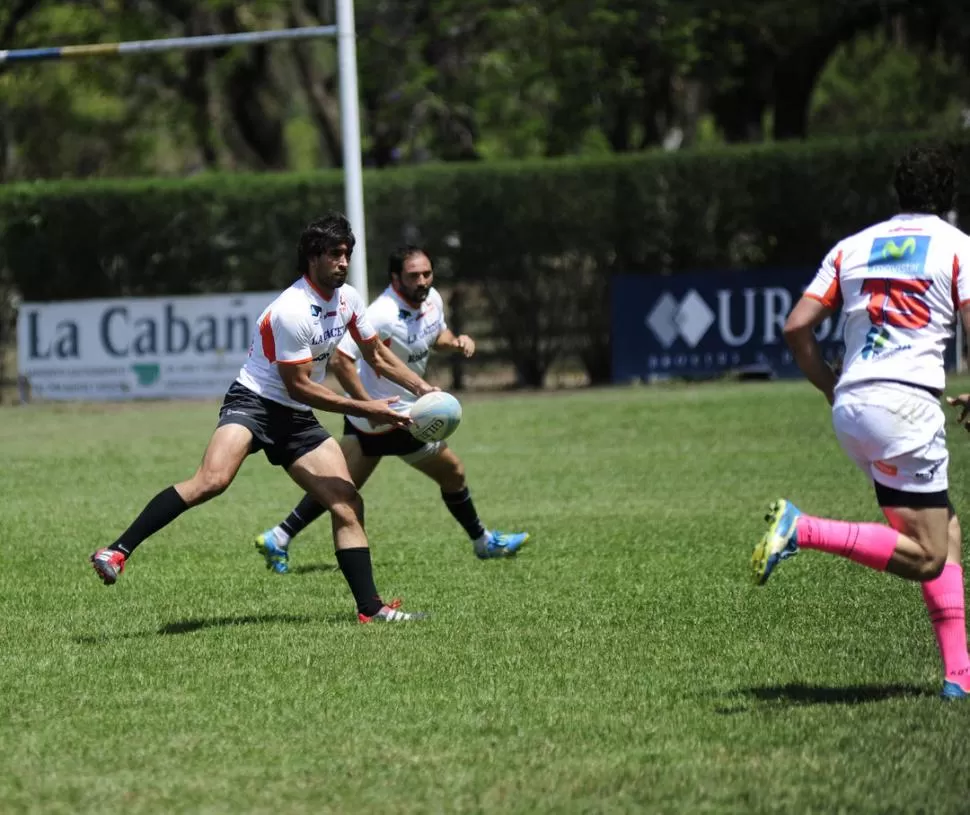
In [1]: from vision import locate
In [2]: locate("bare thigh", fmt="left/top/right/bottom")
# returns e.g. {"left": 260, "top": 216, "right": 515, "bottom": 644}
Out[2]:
{"left": 175, "top": 423, "right": 253, "bottom": 506}
{"left": 287, "top": 437, "right": 368, "bottom": 550}
{"left": 409, "top": 445, "right": 466, "bottom": 492}
{"left": 339, "top": 434, "right": 381, "bottom": 489}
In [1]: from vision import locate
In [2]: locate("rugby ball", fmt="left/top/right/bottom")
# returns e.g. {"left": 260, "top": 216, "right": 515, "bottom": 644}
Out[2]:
{"left": 408, "top": 391, "right": 462, "bottom": 443}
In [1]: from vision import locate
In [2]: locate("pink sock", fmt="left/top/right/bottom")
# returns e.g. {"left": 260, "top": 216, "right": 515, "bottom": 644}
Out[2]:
{"left": 922, "top": 563, "right": 970, "bottom": 687}
{"left": 795, "top": 515, "right": 897, "bottom": 571}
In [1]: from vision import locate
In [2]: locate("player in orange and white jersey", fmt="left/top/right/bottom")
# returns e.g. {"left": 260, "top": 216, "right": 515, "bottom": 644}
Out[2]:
{"left": 90, "top": 214, "right": 435, "bottom": 623}
{"left": 253, "top": 246, "right": 530, "bottom": 569}
{"left": 751, "top": 146, "right": 970, "bottom": 699}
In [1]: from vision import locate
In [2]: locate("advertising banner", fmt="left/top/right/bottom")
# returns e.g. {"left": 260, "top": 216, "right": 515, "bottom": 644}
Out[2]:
{"left": 611, "top": 270, "right": 959, "bottom": 381}
{"left": 17, "top": 292, "right": 276, "bottom": 401}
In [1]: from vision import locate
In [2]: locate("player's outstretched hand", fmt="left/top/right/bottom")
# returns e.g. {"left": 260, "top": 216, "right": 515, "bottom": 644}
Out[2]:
{"left": 361, "top": 397, "right": 412, "bottom": 429}
{"left": 455, "top": 335, "right": 476, "bottom": 358}
{"left": 946, "top": 394, "right": 970, "bottom": 429}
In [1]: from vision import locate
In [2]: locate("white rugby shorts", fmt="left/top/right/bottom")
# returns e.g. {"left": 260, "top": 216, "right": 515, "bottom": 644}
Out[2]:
{"left": 832, "top": 381, "right": 948, "bottom": 493}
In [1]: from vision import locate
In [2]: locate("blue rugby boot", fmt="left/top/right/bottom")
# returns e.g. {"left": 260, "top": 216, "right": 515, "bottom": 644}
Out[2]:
{"left": 475, "top": 530, "right": 530, "bottom": 560}
{"left": 255, "top": 529, "right": 289, "bottom": 574}
{"left": 752, "top": 499, "right": 801, "bottom": 586}
{"left": 941, "top": 680, "right": 969, "bottom": 700}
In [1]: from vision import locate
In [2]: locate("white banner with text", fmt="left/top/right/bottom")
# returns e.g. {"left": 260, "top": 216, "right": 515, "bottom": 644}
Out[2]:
{"left": 17, "top": 292, "right": 277, "bottom": 401}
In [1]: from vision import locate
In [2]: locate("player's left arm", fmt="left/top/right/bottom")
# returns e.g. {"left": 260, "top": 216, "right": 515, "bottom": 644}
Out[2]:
{"left": 359, "top": 340, "right": 437, "bottom": 396}
{"left": 330, "top": 348, "right": 371, "bottom": 401}
{"left": 346, "top": 294, "right": 435, "bottom": 397}
{"left": 434, "top": 328, "right": 475, "bottom": 358}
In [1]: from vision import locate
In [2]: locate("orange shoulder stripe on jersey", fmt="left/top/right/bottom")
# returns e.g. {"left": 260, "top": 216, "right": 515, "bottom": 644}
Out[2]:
{"left": 348, "top": 313, "right": 378, "bottom": 344}
{"left": 277, "top": 356, "right": 313, "bottom": 366}
{"left": 259, "top": 312, "right": 276, "bottom": 363}
{"left": 805, "top": 249, "right": 842, "bottom": 309}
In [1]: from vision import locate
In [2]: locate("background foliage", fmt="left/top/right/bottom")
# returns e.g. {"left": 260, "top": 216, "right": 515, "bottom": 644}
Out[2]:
{"left": 2, "top": 1, "right": 970, "bottom": 180}
{"left": 3, "top": 131, "right": 965, "bottom": 385}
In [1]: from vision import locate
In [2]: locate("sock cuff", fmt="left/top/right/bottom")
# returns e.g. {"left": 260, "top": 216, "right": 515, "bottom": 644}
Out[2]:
{"left": 165, "top": 485, "right": 189, "bottom": 511}
{"left": 441, "top": 487, "right": 471, "bottom": 503}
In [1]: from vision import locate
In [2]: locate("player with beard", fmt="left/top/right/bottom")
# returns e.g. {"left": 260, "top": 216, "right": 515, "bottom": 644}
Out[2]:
{"left": 91, "top": 215, "right": 432, "bottom": 622}
{"left": 253, "top": 245, "right": 530, "bottom": 573}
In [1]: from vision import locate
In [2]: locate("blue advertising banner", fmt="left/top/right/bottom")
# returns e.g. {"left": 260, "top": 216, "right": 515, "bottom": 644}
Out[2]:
{"left": 611, "top": 269, "right": 958, "bottom": 381}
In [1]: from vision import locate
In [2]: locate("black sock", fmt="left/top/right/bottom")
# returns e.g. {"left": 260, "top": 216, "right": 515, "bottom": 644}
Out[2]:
{"left": 441, "top": 487, "right": 486, "bottom": 540}
{"left": 280, "top": 493, "right": 329, "bottom": 538}
{"left": 335, "top": 548, "right": 383, "bottom": 616}
{"left": 111, "top": 486, "right": 189, "bottom": 557}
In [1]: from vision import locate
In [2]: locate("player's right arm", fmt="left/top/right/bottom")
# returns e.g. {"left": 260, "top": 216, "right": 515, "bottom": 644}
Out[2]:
{"left": 784, "top": 247, "right": 842, "bottom": 404}
{"left": 945, "top": 298, "right": 970, "bottom": 429}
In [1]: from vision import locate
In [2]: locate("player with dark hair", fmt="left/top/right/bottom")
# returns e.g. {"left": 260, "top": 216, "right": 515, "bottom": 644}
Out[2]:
{"left": 752, "top": 145, "right": 970, "bottom": 698}
{"left": 90, "top": 213, "right": 433, "bottom": 623}
{"left": 253, "top": 245, "right": 530, "bottom": 573}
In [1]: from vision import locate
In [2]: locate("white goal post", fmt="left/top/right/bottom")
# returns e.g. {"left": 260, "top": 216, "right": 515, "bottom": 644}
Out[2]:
{"left": 0, "top": 2, "right": 371, "bottom": 300}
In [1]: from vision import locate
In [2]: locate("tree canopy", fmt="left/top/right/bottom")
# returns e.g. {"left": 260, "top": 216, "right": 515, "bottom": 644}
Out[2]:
{"left": 1, "top": 0, "right": 968, "bottom": 180}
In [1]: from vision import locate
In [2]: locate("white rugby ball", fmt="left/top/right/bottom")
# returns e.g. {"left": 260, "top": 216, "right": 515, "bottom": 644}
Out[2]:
{"left": 408, "top": 391, "right": 462, "bottom": 443}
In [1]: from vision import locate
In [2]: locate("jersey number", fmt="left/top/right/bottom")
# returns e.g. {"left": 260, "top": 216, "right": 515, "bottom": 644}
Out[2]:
{"left": 861, "top": 279, "right": 932, "bottom": 329}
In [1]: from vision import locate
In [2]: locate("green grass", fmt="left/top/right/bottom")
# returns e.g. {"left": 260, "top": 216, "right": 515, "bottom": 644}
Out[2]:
{"left": 2, "top": 380, "right": 970, "bottom": 814}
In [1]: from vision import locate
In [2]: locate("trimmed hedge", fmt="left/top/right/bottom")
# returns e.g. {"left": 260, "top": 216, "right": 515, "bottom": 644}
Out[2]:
{"left": 1, "top": 131, "right": 967, "bottom": 384}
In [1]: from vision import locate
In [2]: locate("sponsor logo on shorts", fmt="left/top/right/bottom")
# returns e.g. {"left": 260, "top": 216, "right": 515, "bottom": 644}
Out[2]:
{"left": 913, "top": 459, "right": 945, "bottom": 482}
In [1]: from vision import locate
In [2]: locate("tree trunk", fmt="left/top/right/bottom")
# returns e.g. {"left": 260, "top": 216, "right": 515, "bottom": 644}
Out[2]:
{"left": 181, "top": 50, "right": 218, "bottom": 167}
{"left": 223, "top": 44, "right": 287, "bottom": 170}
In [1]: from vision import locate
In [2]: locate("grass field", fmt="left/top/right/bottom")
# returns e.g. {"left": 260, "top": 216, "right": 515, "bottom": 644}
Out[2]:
{"left": 2, "top": 380, "right": 970, "bottom": 814}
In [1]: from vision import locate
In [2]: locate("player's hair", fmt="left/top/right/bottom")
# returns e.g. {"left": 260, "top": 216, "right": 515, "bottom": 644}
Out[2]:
{"left": 893, "top": 145, "right": 956, "bottom": 216}
{"left": 297, "top": 212, "right": 356, "bottom": 274}
{"left": 387, "top": 245, "right": 432, "bottom": 281}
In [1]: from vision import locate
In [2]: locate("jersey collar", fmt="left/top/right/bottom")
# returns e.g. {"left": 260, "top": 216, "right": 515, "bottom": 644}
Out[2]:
{"left": 390, "top": 282, "right": 425, "bottom": 312}
{"left": 303, "top": 274, "right": 336, "bottom": 302}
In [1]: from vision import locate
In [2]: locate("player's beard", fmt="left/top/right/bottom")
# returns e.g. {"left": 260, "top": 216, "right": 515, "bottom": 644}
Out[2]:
{"left": 320, "top": 268, "right": 347, "bottom": 290}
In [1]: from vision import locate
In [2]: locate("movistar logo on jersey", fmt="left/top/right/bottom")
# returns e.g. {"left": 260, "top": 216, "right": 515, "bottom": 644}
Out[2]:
{"left": 860, "top": 326, "right": 912, "bottom": 360}
{"left": 860, "top": 326, "right": 891, "bottom": 359}
{"left": 868, "top": 235, "right": 931, "bottom": 277}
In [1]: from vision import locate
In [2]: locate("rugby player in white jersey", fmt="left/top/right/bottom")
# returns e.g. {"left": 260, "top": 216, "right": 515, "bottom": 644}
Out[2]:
{"left": 90, "top": 214, "right": 435, "bottom": 622}
{"left": 253, "top": 245, "right": 530, "bottom": 574}
{"left": 752, "top": 146, "right": 970, "bottom": 698}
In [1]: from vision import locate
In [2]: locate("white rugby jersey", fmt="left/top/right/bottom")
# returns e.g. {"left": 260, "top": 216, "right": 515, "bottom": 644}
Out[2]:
{"left": 805, "top": 214, "right": 970, "bottom": 393}
{"left": 338, "top": 284, "right": 447, "bottom": 433}
{"left": 237, "top": 276, "right": 377, "bottom": 410}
